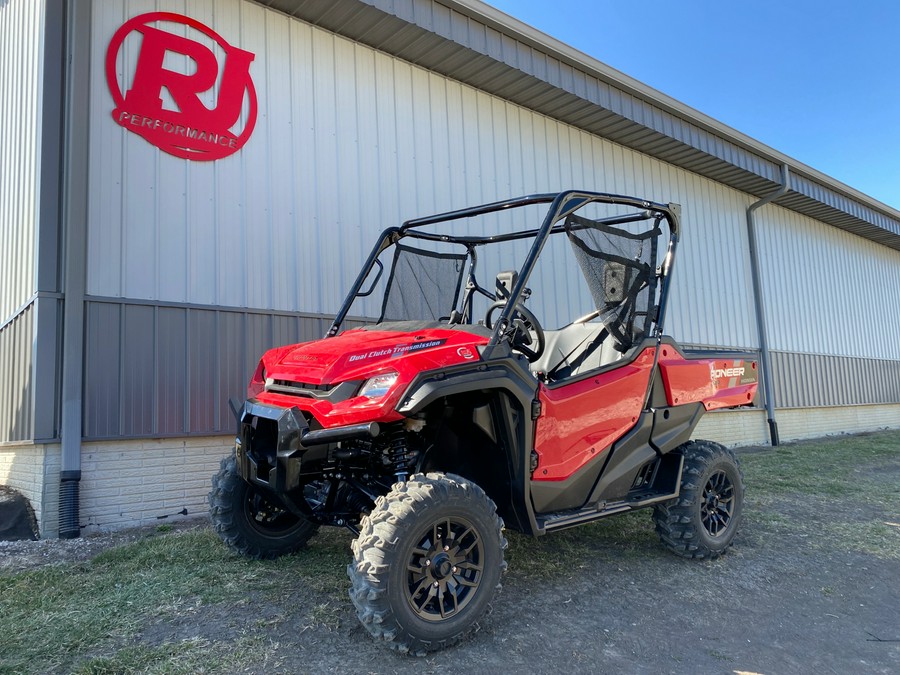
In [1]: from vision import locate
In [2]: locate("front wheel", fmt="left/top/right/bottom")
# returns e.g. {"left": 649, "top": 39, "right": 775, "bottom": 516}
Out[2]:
{"left": 652, "top": 440, "right": 744, "bottom": 560}
{"left": 208, "top": 453, "right": 319, "bottom": 559}
{"left": 348, "top": 473, "right": 507, "bottom": 655}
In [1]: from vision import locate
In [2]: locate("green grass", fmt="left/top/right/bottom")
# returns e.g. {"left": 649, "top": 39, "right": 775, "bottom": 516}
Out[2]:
{"left": 0, "top": 430, "right": 898, "bottom": 672}
{"left": 0, "top": 528, "right": 354, "bottom": 674}
{"left": 740, "top": 431, "right": 900, "bottom": 503}
{"left": 506, "top": 510, "right": 661, "bottom": 580}
{"left": 73, "top": 639, "right": 246, "bottom": 675}
{"left": 740, "top": 430, "right": 900, "bottom": 559}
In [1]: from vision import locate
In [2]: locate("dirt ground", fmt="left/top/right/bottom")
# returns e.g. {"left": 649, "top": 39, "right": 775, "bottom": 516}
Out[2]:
{"left": 2, "top": 446, "right": 899, "bottom": 675}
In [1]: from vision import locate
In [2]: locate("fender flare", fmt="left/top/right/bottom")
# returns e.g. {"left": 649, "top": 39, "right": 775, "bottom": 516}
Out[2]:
{"left": 396, "top": 357, "right": 542, "bottom": 535}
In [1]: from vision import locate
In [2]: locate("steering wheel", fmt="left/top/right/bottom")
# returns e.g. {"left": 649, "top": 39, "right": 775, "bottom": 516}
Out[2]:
{"left": 484, "top": 300, "right": 546, "bottom": 362}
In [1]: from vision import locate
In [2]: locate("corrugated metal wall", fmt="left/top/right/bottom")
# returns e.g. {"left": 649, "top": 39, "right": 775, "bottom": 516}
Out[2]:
{"left": 757, "top": 205, "right": 900, "bottom": 361}
{"left": 86, "top": 0, "right": 759, "bottom": 349}
{"left": 0, "top": 0, "right": 43, "bottom": 324}
{"left": 755, "top": 206, "right": 900, "bottom": 409}
{"left": 82, "top": 300, "right": 325, "bottom": 438}
{"left": 771, "top": 351, "right": 900, "bottom": 409}
{"left": 82, "top": 299, "right": 363, "bottom": 439}
{"left": 79, "top": 0, "right": 899, "bottom": 436}
{"left": 0, "top": 304, "right": 34, "bottom": 442}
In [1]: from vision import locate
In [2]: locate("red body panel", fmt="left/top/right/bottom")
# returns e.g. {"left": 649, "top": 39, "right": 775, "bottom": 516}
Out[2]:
{"left": 658, "top": 346, "right": 758, "bottom": 411}
{"left": 533, "top": 348, "right": 656, "bottom": 481}
{"left": 251, "top": 328, "right": 488, "bottom": 428}
{"left": 533, "top": 345, "right": 758, "bottom": 482}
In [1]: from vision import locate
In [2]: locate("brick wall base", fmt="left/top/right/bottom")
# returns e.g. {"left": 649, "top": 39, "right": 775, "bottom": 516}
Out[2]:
{"left": 693, "top": 403, "right": 900, "bottom": 447}
{"left": 1, "top": 437, "right": 233, "bottom": 537}
{"left": 77, "top": 437, "right": 233, "bottom": 534}
{"left": 0, "top": 443, "right": 50, "bottom": 534}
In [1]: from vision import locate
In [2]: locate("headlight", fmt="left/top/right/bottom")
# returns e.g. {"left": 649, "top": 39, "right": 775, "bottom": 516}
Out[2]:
{"left": 248, "top": 360, "right": 266, "bottom": 397}
{"left": 358, "top": 371, "right": 399, "bottom": 399}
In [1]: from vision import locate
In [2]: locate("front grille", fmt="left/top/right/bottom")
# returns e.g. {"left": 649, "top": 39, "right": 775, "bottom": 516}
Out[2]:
{"left": 266, "top": 380, "right": 336, "bottom": 398}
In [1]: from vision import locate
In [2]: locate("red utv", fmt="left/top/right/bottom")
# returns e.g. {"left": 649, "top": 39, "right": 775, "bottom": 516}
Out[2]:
{"left": 210, "top": 190, "right": 758, "bottom": 654}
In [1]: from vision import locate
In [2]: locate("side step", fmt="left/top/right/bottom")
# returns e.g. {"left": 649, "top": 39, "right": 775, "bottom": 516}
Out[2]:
{"left": 537, "top": 490, "right": 677, "bottom": 532}
{"left": 536, "top": 453, "right": 684, "bottom": 533}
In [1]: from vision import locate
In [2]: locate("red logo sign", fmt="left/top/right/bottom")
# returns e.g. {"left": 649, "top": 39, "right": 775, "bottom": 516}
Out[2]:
{"left": 105, "top": 12, "right": 257, "bottom": 161}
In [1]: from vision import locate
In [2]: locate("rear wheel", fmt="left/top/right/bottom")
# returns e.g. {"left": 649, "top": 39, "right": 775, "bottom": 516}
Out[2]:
{"left": 348, "top": 473, "right": 507, "bottom": 655}
{"left": 209, "top": 453, "right": 318, "bottom": 559}
{"left": 652, "top": 440, "right": 744, "bottom": 559}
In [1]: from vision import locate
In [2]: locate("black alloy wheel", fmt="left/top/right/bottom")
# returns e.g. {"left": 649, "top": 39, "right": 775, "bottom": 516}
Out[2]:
{"left": 700, "top": 469, "right": 735, "bottom": 537}
{"left": 405, "top": 516, "right": 483, "bottom": 621}
{"left": 348, "top": 472, "right": 506, "bottom": 655}
{"left": 244, "top": 490, "right": 301, "bottom": 537}
{"left": 652, "top": 440, "right": 744, "bottom": 560}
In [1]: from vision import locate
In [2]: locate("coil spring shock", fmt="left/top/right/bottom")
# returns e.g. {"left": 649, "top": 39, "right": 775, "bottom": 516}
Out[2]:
{"left": 387, "top": 425, "right": 417, "bottom": 482}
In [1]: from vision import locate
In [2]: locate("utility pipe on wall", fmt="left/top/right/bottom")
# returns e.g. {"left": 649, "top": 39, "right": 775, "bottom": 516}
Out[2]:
{"left": 746, "top": 164, "right": 790, "bottom": 446}
{"left": 59, "top": 0, "right": 91, "bottom": 538}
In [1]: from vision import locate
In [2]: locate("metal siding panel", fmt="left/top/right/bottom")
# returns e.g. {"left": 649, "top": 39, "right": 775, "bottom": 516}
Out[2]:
{"left": 311, "top": 28, "right": 343, "bottom": 312}
{"left": 490, "top": 97, "right": 511, "bottom": 197}
{"left": 86, "top": 1, "right": 140, "bottom": 299}
{"left": 264, "top": 8, "right": 296, "bottom": 313}
{"left": 0, "top": 303, "right": 34, "bottom": 442}
{"left": 31, "top": 297, "right": 62, "bottom": 440}
{"left": 157, "top": 307, "right": 186, "bottom": 436}
{"left": 121, "top": 304, "right": 154, "bottom": 436}
{"left": 188, "top": 309, "right": 217, "bottom": 433}
{"left": 411, "top": 66, "right": 438, "bottom": 216}
{"left": 0, "top": 0, "right": 43, "bottom": 323}
{"left": 245, "top": 312, "right": 272, "bottom": 379}
{"left": 757, "top": 205, "right": 900, "bottom": 361}
{"left": 83, "top": 302, "right": 121, "bottom": 438}
{"left": 770, "top": 350, "right": 900, "bottom": 408}
{"left": 299, "top": 315, "right": 326, "bottom": 342}
{"left": 207, "top": 1, "right": 241, "bottom": 307}
{"left": 217, "top": 311, "right": 247, "bottom": 433}
{"left": 427, "top": 72, "right": 453, "bottom": 211}
{"left": 272, "top": 313, "right": 301, "bottom": 349}
{"left": 442, "top": 78, "right": 465, "bottom": 204}
{"left": 290, "top": 18, "right": 323, "bottom": 315}
{"left": 242, "top": 1, "right": 275, "bottom": 310}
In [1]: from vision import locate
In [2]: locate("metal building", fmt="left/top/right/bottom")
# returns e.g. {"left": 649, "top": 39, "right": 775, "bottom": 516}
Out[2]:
{"left": 1, "top": 0, "right": 898, "bottom": 538}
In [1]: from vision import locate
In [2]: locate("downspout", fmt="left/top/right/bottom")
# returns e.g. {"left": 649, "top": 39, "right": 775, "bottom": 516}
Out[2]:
{"left": 746, "top": 164, "right": 790, "bottom": 446}
{"left": 58, "top": 0, "right": 90, "bottom": 538}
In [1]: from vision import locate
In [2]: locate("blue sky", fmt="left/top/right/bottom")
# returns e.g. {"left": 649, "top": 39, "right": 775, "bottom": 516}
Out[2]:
{"left": 485, "top": 0, "right": 900, "bottom": 211}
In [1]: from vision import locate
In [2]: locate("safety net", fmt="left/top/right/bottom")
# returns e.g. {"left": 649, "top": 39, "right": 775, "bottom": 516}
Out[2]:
{"left": 565, "top": 213, "right": 661, "bottom": 350}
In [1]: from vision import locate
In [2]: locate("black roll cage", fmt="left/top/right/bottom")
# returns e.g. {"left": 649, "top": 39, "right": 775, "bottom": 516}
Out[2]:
{"left": 327, "top": 191, "right": 681, "bottom": 353}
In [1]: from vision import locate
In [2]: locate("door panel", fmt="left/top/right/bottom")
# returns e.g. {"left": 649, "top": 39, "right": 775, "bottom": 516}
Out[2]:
{"left": 533, "top": 347, "right": 656, "bottom": 481}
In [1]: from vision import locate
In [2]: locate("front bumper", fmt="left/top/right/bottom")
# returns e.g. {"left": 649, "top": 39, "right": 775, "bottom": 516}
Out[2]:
{"left": 234, "top": 400, "right": 383, "bottom": 496}
{"left": 235, "top": 401, "right": 308, "bottom": 495}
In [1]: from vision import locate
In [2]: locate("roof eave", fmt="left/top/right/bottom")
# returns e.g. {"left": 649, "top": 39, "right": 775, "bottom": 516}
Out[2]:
{"left": 253, "top": 0, "right": 900, "bottom": 250}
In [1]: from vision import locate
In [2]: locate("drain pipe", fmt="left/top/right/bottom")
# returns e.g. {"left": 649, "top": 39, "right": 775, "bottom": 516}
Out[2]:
{"left": 746, "top": 163, "right": 790, "bottom": 446}
{"left": 58, "top": 0, "right": 91, "bottom": 538}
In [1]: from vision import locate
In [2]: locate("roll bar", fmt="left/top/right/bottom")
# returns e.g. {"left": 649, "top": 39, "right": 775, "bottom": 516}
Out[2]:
{"left": 327, "top": 191, "right": 680, "bottom": 343}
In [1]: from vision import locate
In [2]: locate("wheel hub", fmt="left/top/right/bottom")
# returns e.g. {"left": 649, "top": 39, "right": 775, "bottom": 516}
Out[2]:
{"left": 430, "top": 552, "right": 454, "bottom": 580}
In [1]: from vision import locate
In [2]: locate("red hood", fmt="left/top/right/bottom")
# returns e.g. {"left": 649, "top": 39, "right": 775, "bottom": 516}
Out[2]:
{"left": 263, "top": 326, "right": 490, "bottom": 385}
